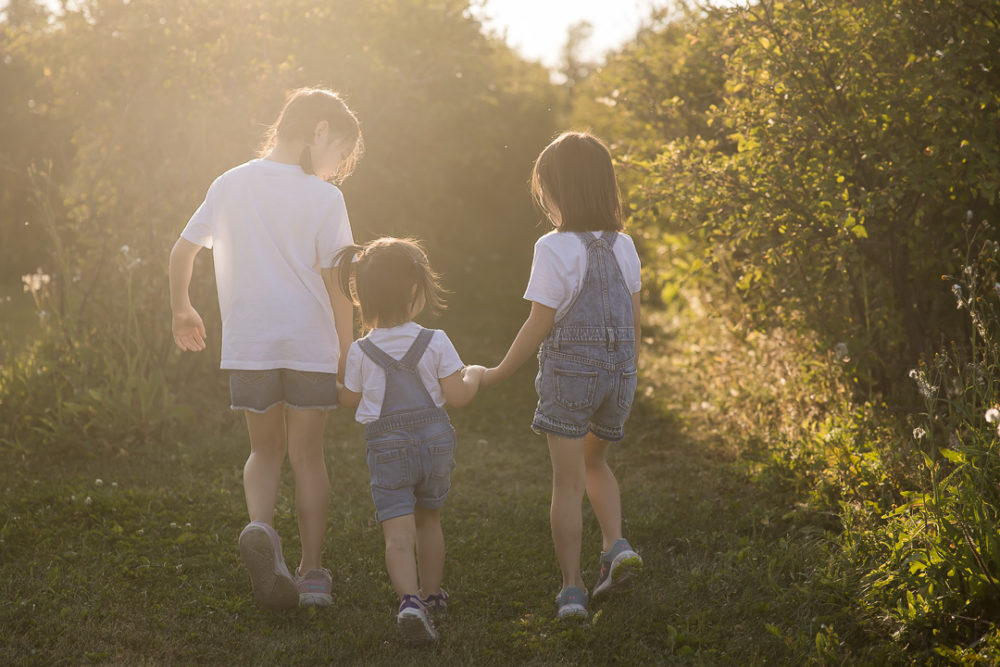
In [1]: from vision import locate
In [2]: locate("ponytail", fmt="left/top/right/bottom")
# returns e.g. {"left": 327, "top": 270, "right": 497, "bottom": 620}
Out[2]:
{"left": 334, "top": 244, "right": 363, "bottom": 306}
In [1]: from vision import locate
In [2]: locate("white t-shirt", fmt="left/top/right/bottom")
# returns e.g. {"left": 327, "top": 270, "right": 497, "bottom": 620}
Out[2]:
{"left": 344, "top": 322, "right": 465, "bottom": 424}
{"left": 523, "top": 231, "right": 641, "bottom": 321}
{"left": 181, "top": 159, "right": 354, "bottom": 372}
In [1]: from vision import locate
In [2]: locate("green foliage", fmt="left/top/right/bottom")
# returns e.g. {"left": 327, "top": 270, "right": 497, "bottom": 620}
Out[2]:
{"left": 849, "top": 222, "right": 1000, "bottom": 649}
{"left": 0, "top": 0, "right": 559, "bottom": 454}
{"left": 579, "top": 0, "right": 1000, "bottom": 393}
{"left": 569, "top": 0, "right": 1000, "bottom": 657}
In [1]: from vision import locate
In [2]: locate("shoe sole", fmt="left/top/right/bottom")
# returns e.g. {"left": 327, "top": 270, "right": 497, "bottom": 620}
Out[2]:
{"left": 299, "top": 592, "right": 333, "bottom": 607}
{"left": 398, "top": 611, "right": 438, "bottom": 645}
{"left": 592, "top": 551, "right": 643, "bottom": 600}
{"left": 557, "top": 604, "right": 589, "bottom": 620}
{"left": 238, "top": 525, "right": 299, "bottom": 610}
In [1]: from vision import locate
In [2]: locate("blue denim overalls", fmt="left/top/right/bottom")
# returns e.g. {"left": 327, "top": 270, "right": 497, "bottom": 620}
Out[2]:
{"left": 532, "top": 231, "right": 638, "bottom": 441}
{"left": 359, "top": 328, "right": 457, "bottom": 522}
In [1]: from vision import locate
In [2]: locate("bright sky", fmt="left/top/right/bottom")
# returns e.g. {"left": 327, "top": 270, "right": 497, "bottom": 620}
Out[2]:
{"left": 472, "top": 0, "right": 664, "bottom": 70}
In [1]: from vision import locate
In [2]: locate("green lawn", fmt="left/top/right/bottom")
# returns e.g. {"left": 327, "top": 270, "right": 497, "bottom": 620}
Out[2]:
{"left": 0, "top": 265, "right": 904, "bottom": 665}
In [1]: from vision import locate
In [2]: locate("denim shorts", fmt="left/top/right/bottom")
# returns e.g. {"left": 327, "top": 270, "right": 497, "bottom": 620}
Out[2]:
{"left": 532, "top": 352, "right": 638, "bottom": 442}
{"left": 229, "top": 369, "right": 338, "bottom": 412}
{"left": 366, "top": 421, "right": 456, "bottom": 523}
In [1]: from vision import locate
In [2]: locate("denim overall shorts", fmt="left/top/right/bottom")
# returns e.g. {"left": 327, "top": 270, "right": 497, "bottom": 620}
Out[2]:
{"left": 532, "top": 231, "right": 638, "bottom": 442}
{"left": 359, "top": 328, "right": 457, "bottom": 522}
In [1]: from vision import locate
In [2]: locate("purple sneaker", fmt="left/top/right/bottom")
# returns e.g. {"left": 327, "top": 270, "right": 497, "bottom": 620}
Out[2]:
{"left": 295, "top": 568, "right": 333, "bottom": 607}
{"left": 237, "top": 521, "right": 298, "bottom": 610}
{"left": 397, "top": 594, "right": 438, "bottom": 645}
{"left": 592, "top": 538, "right": 643, "bottom": 600}
{"left": 420, "top": 588, "right": 449, "bottom": 615}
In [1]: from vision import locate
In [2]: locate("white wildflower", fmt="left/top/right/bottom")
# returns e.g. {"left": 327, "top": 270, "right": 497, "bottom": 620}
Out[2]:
{"left": 84, "top": 496, "right": 93, "bottom": 506}
{"left": 120, "top": 245, "right": 130, "bottom": 255}
{"left": 908, "top": 369, "right": 938, "bottom": 399}
{"left": 95, "top": 479, "right": 103, "bottom": 487}
{"left": 913, "top": 427, "right": 926, "bottom": 440}
{"left": 21, "top": 268, "right": 51, "bottom": 294}
{"left": 966, "top": 209, "right": 974, "bottom": 222}
{"left": 994, "top": 282, "right": 1000, "bottom": 299}
{"left": 986, "top": 408, "right": 1000, "bottom": 424}
{"left": 952, "top": 284, "right": 964, "bottom": 308}
{"left": 834, "top": 342, "right": 850, "bottom": 362}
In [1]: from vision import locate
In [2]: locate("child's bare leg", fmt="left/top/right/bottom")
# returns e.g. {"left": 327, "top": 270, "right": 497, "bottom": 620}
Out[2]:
{"left": 382, "top": 515, "right": 420, "bottom": 597}
{"left": 243, "top": 405, "right": 287, "bottom": 525}
{"left": 583, "top": 433, "right": 623, "bottom": 551}
{"left": 414, "top": 507, "right": 444, "bottom": 595}
{"left": 547, "top": 434, "right": 587, "bottom": 589}
{"left": 286, "top": 407, "right": 330, "bottom": 573}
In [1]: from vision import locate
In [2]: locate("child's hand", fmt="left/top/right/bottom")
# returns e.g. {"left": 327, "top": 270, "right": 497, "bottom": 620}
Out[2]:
{"left": 172, "top": 307, "right": 206, "bottom": 352}
{"left": 462, "top": 365, "right": 487, "bottom": 390}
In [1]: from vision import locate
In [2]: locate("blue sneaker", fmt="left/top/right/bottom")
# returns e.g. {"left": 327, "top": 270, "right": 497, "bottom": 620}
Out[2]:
{"left": 420, "top": 588, "right": 449, "bottom": 615}
{"left": 592, "top": 538, "right": 643, "bottom": 600}
{"left": 555, "top": 585, "right": 589, "bottom": 620}
{"left": 397, "top": 594, "right": 437, "bottom": 645}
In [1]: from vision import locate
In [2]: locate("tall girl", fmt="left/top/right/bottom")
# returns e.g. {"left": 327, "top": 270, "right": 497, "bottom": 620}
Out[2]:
{"left": 337, "top": 237, "right": 484, "bottom": 644}
{"left": 168, "top": 87, "right": 363, "bottom": 609}
{"left": 483, "top": 131, "right": 643, "bottom": 620}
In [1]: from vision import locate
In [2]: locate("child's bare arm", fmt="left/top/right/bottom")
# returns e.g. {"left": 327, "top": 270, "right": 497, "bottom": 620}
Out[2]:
{"left": 338, "top": 381, "right": 362, "bottom": 408}
{"left": 322, "top": 267, "right": 355, "bottom": 378}
{"left": 481, "top": 302, "right": 555, "bottom": 387}
{"left": 440, "top": 365, "right": 486, "bottom": 407}
{"left": 169, "top": 237, "right": 207, "bottom": 352}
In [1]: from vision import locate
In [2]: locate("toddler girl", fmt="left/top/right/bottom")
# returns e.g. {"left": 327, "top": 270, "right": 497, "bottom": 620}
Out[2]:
{"left": 336, "top": 237, "right": 484, "bottom": 644}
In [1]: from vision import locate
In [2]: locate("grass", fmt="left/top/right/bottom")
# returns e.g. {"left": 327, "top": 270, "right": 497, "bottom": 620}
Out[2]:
{"left": 0, "top": 259, "right": 908, "bottom": 665}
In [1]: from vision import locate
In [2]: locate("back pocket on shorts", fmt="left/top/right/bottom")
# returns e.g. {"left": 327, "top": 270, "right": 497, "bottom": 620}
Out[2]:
{"left": 427, "top": 433, "right": 456, "bottom": 480}
{"left": 554, "top": 369, "right": 599, "bottom": 411}
{"left": 617, "top": 369, "right": 638, "bottom": 410}
{"left": 369, "top": 447, "right": 412, "bottom": 490}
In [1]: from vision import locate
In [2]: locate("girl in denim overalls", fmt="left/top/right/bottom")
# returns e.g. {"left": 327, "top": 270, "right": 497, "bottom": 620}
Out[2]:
{"left": 483, "top": 132, "right": 644, "bottom": 620}
{"left": 337, "top": 237, "right": 485, "bottom": 644}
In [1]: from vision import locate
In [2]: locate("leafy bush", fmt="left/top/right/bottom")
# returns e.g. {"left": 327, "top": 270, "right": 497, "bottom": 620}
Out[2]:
{"left": 579, "top": 0, "right": 1000, "bottom": 394}
{"left": 0, "top": 0, "right": 559, "bottom": 458}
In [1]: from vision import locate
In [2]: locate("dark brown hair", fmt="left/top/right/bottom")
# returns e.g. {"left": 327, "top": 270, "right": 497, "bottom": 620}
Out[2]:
{"left": 258, "top": 87, "right": 364, "bottom": 183}
{"left": 530, "top": 131, "right": 623, "bottom": 232}
{"left": 335, "top": 237, "right": 446, "bottom": 331}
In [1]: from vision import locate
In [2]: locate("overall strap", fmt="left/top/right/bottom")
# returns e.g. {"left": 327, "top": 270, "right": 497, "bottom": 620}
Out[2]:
{"left": 400, "top": 328, "right": 435, "bottom": 367}
{"left": 599, "top": 230, "right": 618, "bottom": 249}
{"left": 357, "top": 337, "right": 398, "bottom": 369}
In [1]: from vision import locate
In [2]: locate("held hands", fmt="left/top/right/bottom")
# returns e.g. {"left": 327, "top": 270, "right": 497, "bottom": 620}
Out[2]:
{"left": 172, "top": 307, "right": 207, "bottom": 352}
{"left": 462, "top": 365, "right": 487, "bottom": 390}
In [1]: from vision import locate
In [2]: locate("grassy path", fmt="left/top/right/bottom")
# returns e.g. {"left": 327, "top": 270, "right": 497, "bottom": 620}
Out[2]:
{"left": 0, "top": 268, "right": 899, "bottom": 665}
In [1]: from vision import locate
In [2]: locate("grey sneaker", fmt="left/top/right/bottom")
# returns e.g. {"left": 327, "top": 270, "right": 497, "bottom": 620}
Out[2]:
{"left": 238, "top": 522, "right": 299, "bottom": 610}
{"left": 592, "top": 538, "right": 643, "bottom": 600}
{"left": 420, "top": 588, "right": 449, "bottom": 615}
{"left": 295, "top": 567, "right": 333, "bottom": 607}
{"left": 555, "top": 585, "right": 589, "bottom": 620}
{"left": 397, "top": 594, "right": 438, "bottom": 645}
